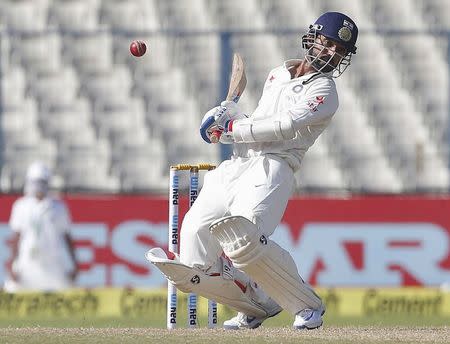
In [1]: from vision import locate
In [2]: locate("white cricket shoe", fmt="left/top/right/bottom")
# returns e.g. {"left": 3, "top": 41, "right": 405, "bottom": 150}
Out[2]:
{"left": 223, "top": 302, "right": 282, "bottom": 330}
{"left": 293, "top": 305, "right": 325, "bottom": 330}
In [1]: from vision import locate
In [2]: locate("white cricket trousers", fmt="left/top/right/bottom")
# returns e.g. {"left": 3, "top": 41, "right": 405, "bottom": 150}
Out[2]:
{"left": 179, "top": 154, "right": 295, "bottom": 269}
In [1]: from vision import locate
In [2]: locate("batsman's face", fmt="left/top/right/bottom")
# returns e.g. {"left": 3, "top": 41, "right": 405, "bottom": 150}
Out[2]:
{"left": 311, "top": 34, "right": 347, "bottom": 69}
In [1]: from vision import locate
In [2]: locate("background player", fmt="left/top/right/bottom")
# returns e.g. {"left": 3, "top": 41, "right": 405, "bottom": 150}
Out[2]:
{"left": 147, "top": 11, "right": 358, "bottom": 330}
{"left": 4, "top": 162, "right": 78, "bottom": 292}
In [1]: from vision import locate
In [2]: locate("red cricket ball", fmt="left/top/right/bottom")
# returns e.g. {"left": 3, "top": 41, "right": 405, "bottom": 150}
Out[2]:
{"left": 130, "top": 40, "right": 146, "bottom": 57}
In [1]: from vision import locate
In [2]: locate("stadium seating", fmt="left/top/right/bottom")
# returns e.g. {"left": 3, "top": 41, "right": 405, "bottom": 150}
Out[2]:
{"left": 157, "top": 0, "right": 212, "bottom": 30}
{"left": 416, "top": 0, "right": 450, "bottom": 29}
{"left": 29, "top": 67, "right": 80, "bottom": 108}
{"left": 50, "top": 0, "right": 100, "bottom": 31}
{"left": 63, "top": 31, "right": 113, "bottom": 73}
{"left": 12, "top": 32, "right": 62, "bottom": 73}
{"left": 206, "top": 0, "right": 266, "bottom": 29}
{"left": 296, "top": 136, "right": 347, "bottom": 191}
{"left": 1, "top": 139, "right": 57, "bottom": 191}
{"left": 100, "top": 0, "right": 159, "bottom": 31}
{"left": 0, "top": 0, "right": 448, "bottom": 193}
{"left": 112, "top": 141, "right": 166, "bottom": 191}
{"left": 2, "top": 0, "right": 49, "bottom": 32}
{"left": 1, "top": 67, "right": 27, "bottom": 107}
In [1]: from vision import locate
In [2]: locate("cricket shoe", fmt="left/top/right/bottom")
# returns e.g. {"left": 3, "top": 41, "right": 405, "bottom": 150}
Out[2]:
{"left": 223, "top": 301, "right": 282, "bottom": 330}
{"left": 293, "top": 305, "right": 326, "bottom": 330}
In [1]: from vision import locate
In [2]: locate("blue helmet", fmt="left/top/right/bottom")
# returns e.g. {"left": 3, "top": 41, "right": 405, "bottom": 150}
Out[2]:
{"left": 302, "top": 12, "right": 358, "bottom": 77}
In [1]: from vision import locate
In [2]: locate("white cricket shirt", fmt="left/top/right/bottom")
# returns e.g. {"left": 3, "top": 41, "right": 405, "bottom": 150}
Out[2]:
{"left": 9, "top": 195, "right": 71, "bottom": 275}
{"left": 233, "top": 59, "right": 339, "bottom": 172}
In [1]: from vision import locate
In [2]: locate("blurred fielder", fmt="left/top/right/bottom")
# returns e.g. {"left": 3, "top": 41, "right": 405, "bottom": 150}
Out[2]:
{"left": 147, "top": 12, "right": 358, "bottom": 329}
{"left": 4, "top": 162, "right": 78, "bottom": 292}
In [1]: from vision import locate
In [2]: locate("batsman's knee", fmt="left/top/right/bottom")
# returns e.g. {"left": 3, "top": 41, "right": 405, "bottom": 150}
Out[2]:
{"left": 209, "top": 215, "right": 268, "bottom": 268}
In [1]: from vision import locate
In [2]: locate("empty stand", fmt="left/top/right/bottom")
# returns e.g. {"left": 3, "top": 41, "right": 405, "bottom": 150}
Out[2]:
{"left": 416, "top": 0, "right": 450, "bottom": 30}
{"left": 100, "top": 0, "right": 159, "bottom": 31}
{"left": 205, "top": 0, "right": 266, "bottom": 29}
{"left": 295, "top": 137, "right": 347, "bottom": 191}
{"left": 0, "top": 0, "right": 448, "bottom": 193}
{"left": 11, "top": 31, "right": 62, "bottom": 72}
{"left": 63, "top": 31, "right": 113, "bottom": 73}
{"left": 29, "top": 67, "right": 80, "bottom": 109}
{"left": 50, "top": 0, "right": 100, "bottom": 31}
{"left": 1, "top": 67, "right": 27, "bottom": 107}
{"left": 2, "top": 0, "right": 49, "bottom": 32}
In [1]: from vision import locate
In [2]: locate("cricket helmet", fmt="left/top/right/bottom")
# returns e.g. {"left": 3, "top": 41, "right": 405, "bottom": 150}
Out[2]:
{"left": 302, "top": 12, "right": 358, "bottom": 77}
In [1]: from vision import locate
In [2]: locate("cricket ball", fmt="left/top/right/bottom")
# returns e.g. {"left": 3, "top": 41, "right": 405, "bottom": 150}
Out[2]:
{"left": 130, "top": 40, "right": 146, "bottom": 57}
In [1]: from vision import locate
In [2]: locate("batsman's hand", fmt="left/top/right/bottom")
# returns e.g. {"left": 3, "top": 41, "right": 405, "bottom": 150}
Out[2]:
{"left": 199, "top": 102, "right": 246, "bottom": 144}
{"left": 215, "top": 101, "right": 247, "bottom": 144}
{"left": 200, "top": 106, "right": 221, "bottom": 143}
{"left": 217, "top": 101, "right": 245, "bottom": 122}
{"left": 200, "top": 105, "right": 234, "bottom": 143}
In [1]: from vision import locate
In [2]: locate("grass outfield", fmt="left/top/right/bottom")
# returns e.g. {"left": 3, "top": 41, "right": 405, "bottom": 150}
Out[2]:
{"left": 0, "top": 327, "right": 449, "bottom": 344}
{"left": 0, "top": 312, "right": 449, "bottom": 344}
{"left": 1, "top": 310, "right": 449, "bottom": 328}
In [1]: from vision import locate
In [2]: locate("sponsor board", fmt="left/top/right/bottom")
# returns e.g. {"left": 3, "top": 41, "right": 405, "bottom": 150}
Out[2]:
{"left": 0, "top": 196, "right": 449, "bottom": 287}
{"left": 320, "top": 287, "right": 450, "bottom": 317}
{"left": 0, "top": 288, "right": 448, "bottom": 319}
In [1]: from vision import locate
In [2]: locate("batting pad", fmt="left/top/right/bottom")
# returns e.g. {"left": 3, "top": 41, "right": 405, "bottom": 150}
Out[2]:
{"left": 145, "top": 247, "right": 269, "bottom": 317}
{"left": 210, "top": 216, "right": 323, "bottom": 315}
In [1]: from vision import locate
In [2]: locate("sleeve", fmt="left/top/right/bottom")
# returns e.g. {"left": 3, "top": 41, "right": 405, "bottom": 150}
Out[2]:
{"left": 232, "top": 78, "right": 339, "bottom": 143}
{"left": 9, "top": 200, "right": 23, "bottom": 233}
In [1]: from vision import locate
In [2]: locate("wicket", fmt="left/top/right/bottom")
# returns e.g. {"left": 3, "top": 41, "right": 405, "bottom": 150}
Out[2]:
{"left": 168, "top": 163, "right": 218, "bottom": 330}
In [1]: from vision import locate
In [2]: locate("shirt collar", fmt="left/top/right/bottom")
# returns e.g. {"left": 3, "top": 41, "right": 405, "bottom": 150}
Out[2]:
{"left": 283, "top": 59, "right": 302, "bottom": 70}
{"left": 283, "top": 59, "right": 332, "bottom": 81}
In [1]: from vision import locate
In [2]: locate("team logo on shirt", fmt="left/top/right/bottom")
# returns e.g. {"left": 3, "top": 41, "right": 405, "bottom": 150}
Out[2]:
{"left": 316, "top": 96, "right": 325, "bottom": 104}
{"left": 292, "top": 84, "right": 303, "bottom": 93}
{"left": 307, "top": 96, "right": 325, "bottom": 112}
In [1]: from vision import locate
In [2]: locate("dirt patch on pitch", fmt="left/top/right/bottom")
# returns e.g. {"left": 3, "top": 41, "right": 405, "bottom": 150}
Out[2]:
{"left": 1, "top": 326, "right": 449, "bottom": 344}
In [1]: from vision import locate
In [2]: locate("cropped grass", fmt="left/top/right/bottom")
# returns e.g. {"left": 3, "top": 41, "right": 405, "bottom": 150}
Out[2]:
{"left": 0, "top": 327, "right": 449, "bottom": 344}
{"left": 0, "top": 310, "right": 449, "bottom": 328}
{"left": 1, "top": 305, "right": 449, "bottom": 343}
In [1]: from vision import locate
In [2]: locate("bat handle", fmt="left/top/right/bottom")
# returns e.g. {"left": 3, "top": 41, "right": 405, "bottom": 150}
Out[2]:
{"left": 210, "top": 130, "right": 222, "bottom": 143}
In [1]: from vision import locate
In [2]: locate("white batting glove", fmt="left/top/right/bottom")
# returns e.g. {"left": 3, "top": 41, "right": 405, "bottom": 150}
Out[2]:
{"left": 214, "top": 101, "right": 246, "bottom": 127}
{"left": 201, "top": 106, "right": 220, "bottom": 126}
{"left": 216, "top": 101, "right": 247, "bottom": 144}
{"left": 200, "top": 106, "right": 224, "bottom": 143}
{"left": 199, "top": 102, "right": 247, "bottom": 144}
{"left": 220, "top": 100, "right": 245, "bottom": 119}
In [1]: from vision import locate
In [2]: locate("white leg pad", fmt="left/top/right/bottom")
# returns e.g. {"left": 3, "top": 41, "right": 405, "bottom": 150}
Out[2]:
{"left": 210, "top": 216, "right": 323, "bottom": 315}
{"left": 145, "top": 247, "right": 271, "bottom": 317}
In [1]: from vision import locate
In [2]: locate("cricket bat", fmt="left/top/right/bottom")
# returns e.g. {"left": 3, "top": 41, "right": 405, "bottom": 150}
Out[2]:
{"left": 210, "top": 53, "right": 247, "bottom": 143}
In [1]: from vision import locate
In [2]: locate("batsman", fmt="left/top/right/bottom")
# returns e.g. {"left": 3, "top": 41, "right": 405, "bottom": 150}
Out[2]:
{"left": 147, "top": 12, "right": 358, "bottom": 330}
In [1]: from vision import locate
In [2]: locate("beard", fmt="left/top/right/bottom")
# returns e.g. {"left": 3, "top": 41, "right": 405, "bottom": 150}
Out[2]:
{"left": 311, "top": 58, "right": 335, "bottom": 73}
{"left": 308, "top": 48, "right": 341, "bottom": 73}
